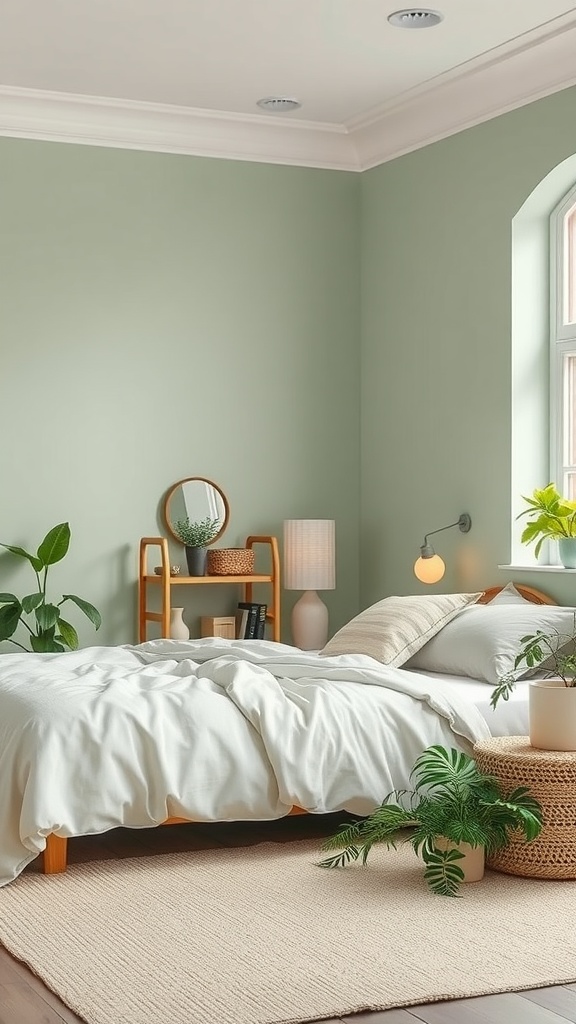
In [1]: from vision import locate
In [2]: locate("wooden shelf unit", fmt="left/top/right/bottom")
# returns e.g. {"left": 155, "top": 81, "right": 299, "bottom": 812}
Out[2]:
{"left": 138, "top": 535, "right": 280, "bottom": 642}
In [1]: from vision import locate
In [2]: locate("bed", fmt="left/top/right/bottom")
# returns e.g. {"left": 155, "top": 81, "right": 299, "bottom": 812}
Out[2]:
{"left": 0, "top": 582, "right": 570, "bottom": 887}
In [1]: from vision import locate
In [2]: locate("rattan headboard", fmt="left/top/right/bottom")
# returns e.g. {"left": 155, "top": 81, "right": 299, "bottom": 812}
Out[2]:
{"left": 479, "top": 584, "right": 556, "bottom": 606}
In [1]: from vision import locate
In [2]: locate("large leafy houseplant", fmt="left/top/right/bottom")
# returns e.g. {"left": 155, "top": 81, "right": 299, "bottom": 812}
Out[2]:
{"left": 0, "top": 522, "right": 101, "bottom": 652}
{"left": 518, "top": 483, "right": 576, "bottom": 559}
{"left": 317, "top": 745, "right": 543, "bottom": 897}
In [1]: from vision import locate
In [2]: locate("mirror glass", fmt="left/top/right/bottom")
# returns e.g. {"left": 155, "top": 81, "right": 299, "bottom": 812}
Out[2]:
{"left": 163, "top": 477, "right": 230, "bottom": 545}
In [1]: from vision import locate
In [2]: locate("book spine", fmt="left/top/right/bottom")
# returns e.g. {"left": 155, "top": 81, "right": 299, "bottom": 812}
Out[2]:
{"left": 255, "top": 603, "right": 267, "bottom": 639}
{"left": 235, "top": 607, "right": 249, "bottom": 639}
{"left": 245, "top": 604, "right": 258, "bottom": 639}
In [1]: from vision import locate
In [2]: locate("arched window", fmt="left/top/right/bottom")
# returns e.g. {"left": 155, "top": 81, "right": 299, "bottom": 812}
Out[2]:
{"left": 551, "top": 186, "right": 576, "bottom": 500}
{"left": 510, "top": 156, "right": 576, "bottom": 566}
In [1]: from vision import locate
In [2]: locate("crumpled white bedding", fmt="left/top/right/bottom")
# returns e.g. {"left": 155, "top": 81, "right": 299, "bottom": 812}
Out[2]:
{"left": 0, "top": 637, "right": 491, "bottom": 886}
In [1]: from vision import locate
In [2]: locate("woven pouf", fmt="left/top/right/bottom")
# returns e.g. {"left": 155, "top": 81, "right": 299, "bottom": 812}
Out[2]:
{"left": 474, "top": 735, "right": 576, "bottom": 879}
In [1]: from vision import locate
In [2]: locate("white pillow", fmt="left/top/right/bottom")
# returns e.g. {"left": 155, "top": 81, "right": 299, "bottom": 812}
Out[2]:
{"left": 406, "top": 603, "right": 576, "bottom": 684}
{"left": 320, "top": 592, "right": 482, "bottom": 666}
{"left": 489, "top": 582, "right": 531, "bottom": 605}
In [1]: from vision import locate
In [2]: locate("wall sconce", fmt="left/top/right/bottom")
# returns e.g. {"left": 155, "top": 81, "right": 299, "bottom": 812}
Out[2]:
{"left": 414, "top": 513, "right": 472, "bottom": 584}
{"left": 283, "top": 519, "right": 336, "bottom": 650}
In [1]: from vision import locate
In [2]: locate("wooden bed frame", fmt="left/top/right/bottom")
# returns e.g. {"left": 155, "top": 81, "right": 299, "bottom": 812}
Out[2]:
{"left": 41, "top": 583, "right": 555, "bottom": 875}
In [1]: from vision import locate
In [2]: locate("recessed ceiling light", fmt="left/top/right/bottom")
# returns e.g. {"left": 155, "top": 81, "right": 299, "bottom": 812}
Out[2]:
{"left": 256, "top": 97, "right": 302, "bottom": 113}
{"left": 388, "top": 9, "right": 444, "bottom": 28}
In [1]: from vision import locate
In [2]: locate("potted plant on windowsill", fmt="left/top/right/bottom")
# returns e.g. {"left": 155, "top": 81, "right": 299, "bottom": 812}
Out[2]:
{"left": 0, "top": 522, "right": 101, "bottom": 652}
{"left": 518, "top": 483, "right": 576, "bottom": 567}
{"left": 491, "top": 616, "right": 576, "bottom": 750}
{"left": 172, "top": 516, "right": 221, "bottom": 576}
{"left": 317, "top": 745, "right": 542, "bottom": 897}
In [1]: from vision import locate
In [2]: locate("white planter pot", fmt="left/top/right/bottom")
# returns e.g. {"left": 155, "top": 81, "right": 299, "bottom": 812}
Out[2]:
{"left": 529, "top": 679, "right": 576, "bottom": 750}
{"left": 435, "top": 838, "right": 485, "bottom": 883}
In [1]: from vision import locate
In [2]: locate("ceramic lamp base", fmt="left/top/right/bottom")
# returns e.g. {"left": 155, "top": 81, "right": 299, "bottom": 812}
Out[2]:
{"left": 291, "top": 590, "right": 329, "bottom": 650}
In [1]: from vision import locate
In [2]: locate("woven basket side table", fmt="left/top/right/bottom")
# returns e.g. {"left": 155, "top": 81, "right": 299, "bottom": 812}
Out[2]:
{"left": 473, "top": 735, "right": 576, "bottom": 880}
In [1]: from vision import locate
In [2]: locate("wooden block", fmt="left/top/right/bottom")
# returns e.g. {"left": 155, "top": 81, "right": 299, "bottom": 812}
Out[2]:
{"left": 200, "top": 616, "right": 236, "bottom": 640}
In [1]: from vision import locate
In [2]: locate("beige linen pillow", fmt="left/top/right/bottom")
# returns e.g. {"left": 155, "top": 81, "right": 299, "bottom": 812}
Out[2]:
{"left": 319, "top": 592, "right": 482, "bottom": 666}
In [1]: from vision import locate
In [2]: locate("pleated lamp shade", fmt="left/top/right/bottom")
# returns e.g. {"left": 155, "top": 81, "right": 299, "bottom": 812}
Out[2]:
{"left": 283, "top": 520, "right": 335, "bottom": 650}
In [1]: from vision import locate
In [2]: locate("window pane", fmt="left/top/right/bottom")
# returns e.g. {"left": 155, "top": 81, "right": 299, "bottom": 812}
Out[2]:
{"left": 567, "top": 204, "right": 576, "bottom": 325}
{"left": 564, "top": 354, "right": 576, "bottom": 488}
{"left": 565, "top": 472, "right": 576, "bottom": 502}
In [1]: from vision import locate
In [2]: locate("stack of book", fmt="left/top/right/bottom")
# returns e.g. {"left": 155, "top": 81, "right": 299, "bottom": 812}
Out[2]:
{"left": 236, "top": 602, "right": 267, "bottom": 639}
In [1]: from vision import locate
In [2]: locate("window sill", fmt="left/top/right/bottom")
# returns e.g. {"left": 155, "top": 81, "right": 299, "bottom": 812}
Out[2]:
{"left": 498, "top": 564, "right": 576, "bottom": 573}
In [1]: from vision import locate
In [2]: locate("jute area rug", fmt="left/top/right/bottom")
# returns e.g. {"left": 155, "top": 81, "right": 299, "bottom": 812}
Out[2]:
{"left": 1, "top": 839, "right": 576, "bottom": 1024}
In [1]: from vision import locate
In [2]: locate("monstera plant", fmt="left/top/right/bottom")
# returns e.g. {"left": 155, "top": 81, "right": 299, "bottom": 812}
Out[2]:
{"left": 0, "top": 522, "right": 101, "bottom": 652}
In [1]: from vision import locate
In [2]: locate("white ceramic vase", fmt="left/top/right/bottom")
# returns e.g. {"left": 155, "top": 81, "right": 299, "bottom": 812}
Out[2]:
{"left": 529, "top": 679, "right": 576, "bottom": 750}
{"left": 169, "top": 607, "right": 190, "bottom": 641}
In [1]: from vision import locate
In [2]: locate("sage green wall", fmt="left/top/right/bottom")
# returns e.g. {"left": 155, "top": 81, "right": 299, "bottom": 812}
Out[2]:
{"left": 360, "top": 85, "right": 576, "bottom": 607}
{"left": 0, "top": 138, "right": 360, "bottom": 647}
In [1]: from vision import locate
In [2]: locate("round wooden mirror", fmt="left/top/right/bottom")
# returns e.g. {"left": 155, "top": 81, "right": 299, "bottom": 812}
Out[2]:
{"left": 163, "top": 477, "right": 230, "bottom": 545}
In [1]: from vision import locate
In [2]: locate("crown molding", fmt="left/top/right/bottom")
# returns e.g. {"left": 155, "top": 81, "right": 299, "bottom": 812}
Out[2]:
{"left": 0, "top": 13, "right": 575, "bottom": 173}
{"left": 0, "top": 86, "right": 359, "bottom": 171}
{"left": 353, "top": 12, "right": 576, "bottom": 171}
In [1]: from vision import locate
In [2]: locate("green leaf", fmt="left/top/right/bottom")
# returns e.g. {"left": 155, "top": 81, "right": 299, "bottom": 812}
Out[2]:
{"left": 35, "top": 603, "right": 60, "bottom": 631}
{"left": 0, "top": 602, "right": 21, "bottom": 640}
{"left": 61, "top": 595, "right": 102, "bottom": 630}
{"left": 422, "top": 848, "right": 465, "bottom": 897}
{"left": 411, "top": 745, "right": 478, "bottom": 791}
{"left": 37, "top": 523, "right": 70, "bottom": 566}
{"left": 0, "top": 544, "right": 43, "bottom": 572}
{"left": 0, "top": 593, "right": 19, "bottom": 605}
{"left": 31, "top": 633, "right": 65, "bottom": 653}
{"left": 21, "top": 593, "right": 44, "bottom": 614}
{"left": 316, "top": 846, "right": 361, "bottom": 869}
{"left": 57, "top": 619, "right": 79, "bottom": 650}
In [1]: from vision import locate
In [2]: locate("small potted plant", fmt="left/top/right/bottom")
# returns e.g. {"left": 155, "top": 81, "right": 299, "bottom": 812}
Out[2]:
{"left": 491, "top": 615, "right": 576, "bottom": 750}
{"left": 518, "top": 483, "right": 576, "bottom": 567}
{"left": 0, "top": 522, "right": 101, "bottom": 651}
{"left": 172, "top": 515, "right": 221, "bottom": 576}
{"left": 317, "top": 745, "right": 542, "bottom": 897}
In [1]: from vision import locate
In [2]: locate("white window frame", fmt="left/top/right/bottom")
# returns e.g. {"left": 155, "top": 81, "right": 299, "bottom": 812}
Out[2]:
{"left": 550, "top": 184, "right": 576, "bottom": 500}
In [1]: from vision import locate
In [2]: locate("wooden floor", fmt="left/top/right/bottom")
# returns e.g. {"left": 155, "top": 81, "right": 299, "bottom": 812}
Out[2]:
{"left": 1, "top": 814, "right": 575, "bottom": 1024}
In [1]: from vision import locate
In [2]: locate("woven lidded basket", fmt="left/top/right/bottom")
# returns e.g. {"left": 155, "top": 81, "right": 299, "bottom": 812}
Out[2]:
{"left": 207, "top": 548, "right": 255, "bottom": 576}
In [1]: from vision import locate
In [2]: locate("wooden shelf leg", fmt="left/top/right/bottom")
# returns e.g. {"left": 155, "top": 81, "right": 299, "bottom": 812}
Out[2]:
{"left": 43, "top": 834, "right": 68, "bottom": 874}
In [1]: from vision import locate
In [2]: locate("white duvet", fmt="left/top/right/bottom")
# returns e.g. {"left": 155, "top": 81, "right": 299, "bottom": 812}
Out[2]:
{"left": 0, "top": 638, "right": 492, "bottom": 886}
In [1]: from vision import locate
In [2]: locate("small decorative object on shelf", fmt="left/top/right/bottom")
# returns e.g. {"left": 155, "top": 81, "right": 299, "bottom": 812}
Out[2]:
{"left": 200, "top": 616, "right": 236, "bottom": 640}
{"left": 207, "top": 548, "right": 255, "bottom": 576}
{"left": 185, "top": 546, "right": 207, "bottom": 577}
{"left": 154, "top": 565, "right": 181, "bottom": 577}
{"left": 171, "top": 515, "right": 222, "bottom": 578}
{"left": 169, "top": 608, "right": 189, "bottom": 640}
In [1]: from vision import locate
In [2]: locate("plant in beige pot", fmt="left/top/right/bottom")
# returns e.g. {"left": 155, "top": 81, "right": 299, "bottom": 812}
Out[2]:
{"left": 317, "top": 746, "right": 542, "bottom": 897}
{"left": 491, "top": 617, "right": 576, "bottom": 750}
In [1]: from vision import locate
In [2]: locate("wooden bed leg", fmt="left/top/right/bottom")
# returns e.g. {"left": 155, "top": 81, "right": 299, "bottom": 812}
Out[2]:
{"left": 43, "top": 834, "right": 68, "bottom": 874}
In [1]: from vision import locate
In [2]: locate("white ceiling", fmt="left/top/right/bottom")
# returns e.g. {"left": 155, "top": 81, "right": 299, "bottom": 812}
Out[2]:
{"left": 1, "top": 1, "right": 576, "bottom": 170}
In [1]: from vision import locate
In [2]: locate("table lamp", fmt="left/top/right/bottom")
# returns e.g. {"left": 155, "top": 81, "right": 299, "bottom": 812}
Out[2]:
{"left": 283, "top": 519, "right": 336, "bottom": 649}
